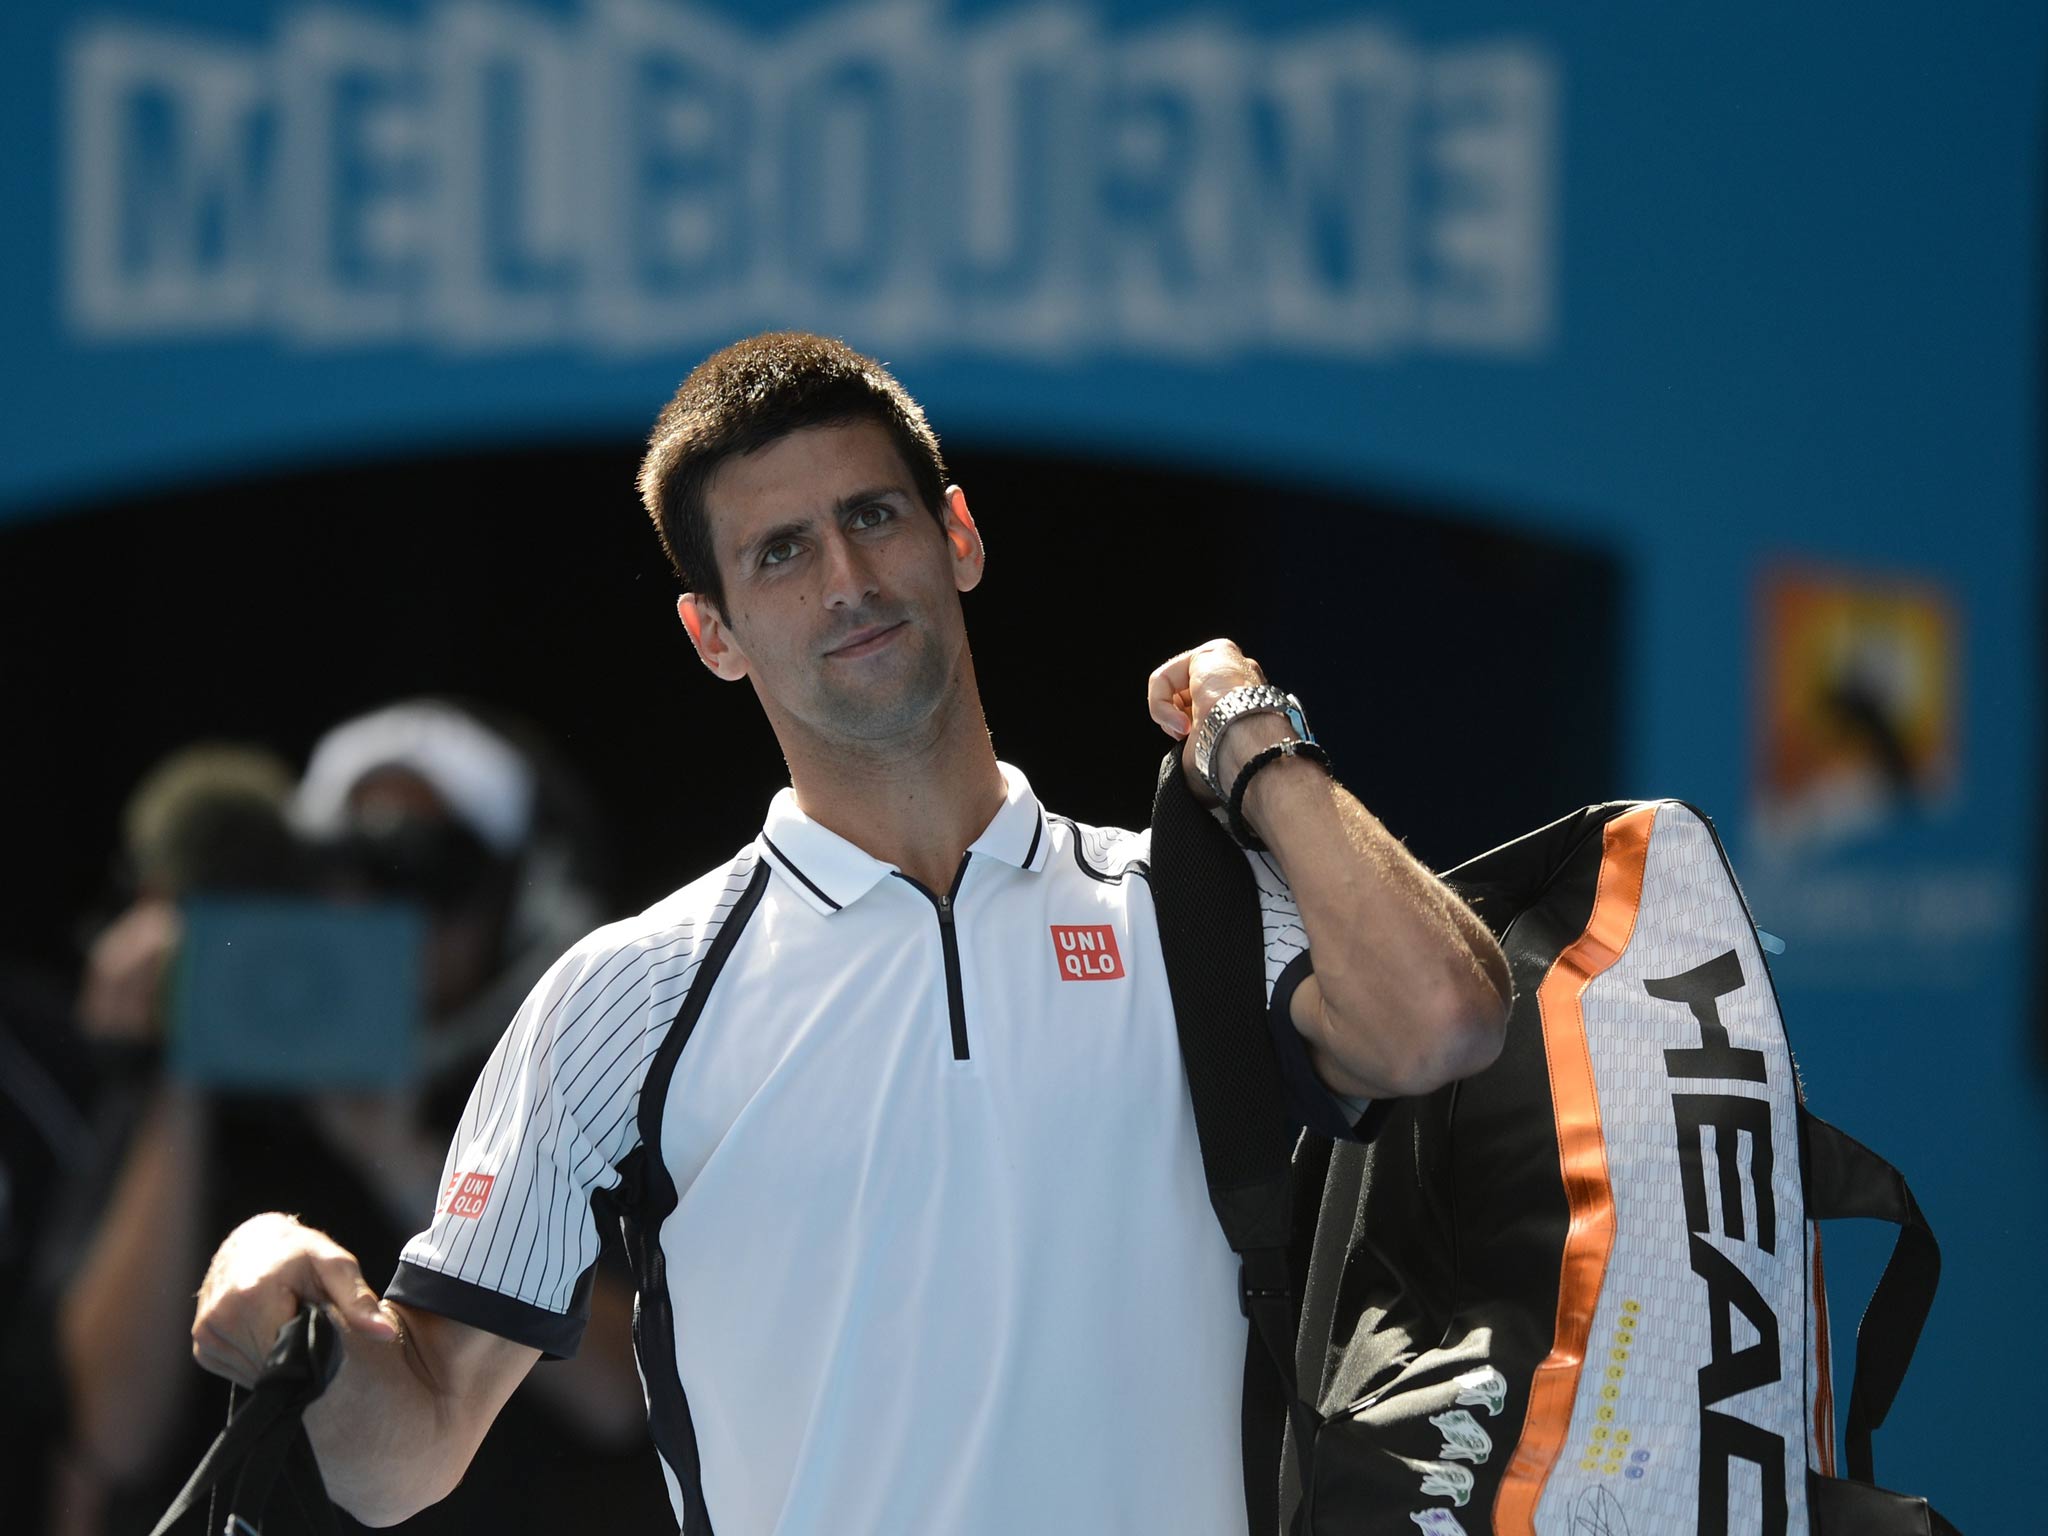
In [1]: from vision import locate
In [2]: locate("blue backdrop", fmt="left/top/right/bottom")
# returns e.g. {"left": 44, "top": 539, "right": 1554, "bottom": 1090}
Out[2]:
{"left": 3, "top": 1, "right": 2041, "bottom": 1527}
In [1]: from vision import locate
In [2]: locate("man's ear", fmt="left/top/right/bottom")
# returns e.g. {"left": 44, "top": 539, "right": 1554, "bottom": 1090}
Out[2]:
{"left": 942, "top": 486, "right": 985, "bottom": 594}
{"left": 677, "top": 593, "right": 750, "bottom": 681}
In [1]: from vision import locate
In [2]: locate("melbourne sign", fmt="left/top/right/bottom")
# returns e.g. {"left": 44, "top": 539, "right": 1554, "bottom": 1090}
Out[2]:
{"left": 63, "top": 1, "right": 1559, "bottom": 358}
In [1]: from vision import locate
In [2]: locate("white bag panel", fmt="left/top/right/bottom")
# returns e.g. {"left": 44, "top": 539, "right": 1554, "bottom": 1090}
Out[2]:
{"left": 1533, "top": 804, "right": 1812, "bottom": 1536}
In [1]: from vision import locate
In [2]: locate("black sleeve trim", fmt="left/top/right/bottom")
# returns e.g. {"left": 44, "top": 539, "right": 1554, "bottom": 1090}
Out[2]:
{"left": 1268, "top": 950, "right": 1389, "bottom": 1143}
{"left": 385, "top": 1259, "right": 590, "bottom": 1360}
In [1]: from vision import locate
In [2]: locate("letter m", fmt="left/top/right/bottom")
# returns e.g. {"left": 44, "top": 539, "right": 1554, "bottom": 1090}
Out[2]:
{"left": 65, "top": 23, "right": 271, "bottom": 336}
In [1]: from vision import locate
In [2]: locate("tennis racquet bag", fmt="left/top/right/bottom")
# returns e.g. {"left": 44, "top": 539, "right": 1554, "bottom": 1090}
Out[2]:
{"left": 1149, "top": 775, "right": 1961, "bottom": 1535}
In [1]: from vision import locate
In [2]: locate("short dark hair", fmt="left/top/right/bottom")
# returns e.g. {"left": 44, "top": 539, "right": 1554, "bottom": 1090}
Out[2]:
{"left": 637, "top": 332, "right": 949, "bottom": 613}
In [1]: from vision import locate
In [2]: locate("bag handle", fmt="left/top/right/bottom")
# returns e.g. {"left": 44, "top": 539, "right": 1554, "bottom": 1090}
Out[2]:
{"left": 1808, "top": 1469, "right": 1965, "bottom": 1536}
{"left": 148, "top": 1304, "right": 344, "bottom": 1536}
{"left": 1800, "top": 1108, "right": 1942, "bottom": 1486}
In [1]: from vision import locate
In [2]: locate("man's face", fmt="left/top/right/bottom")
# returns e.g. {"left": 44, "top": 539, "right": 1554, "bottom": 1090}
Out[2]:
{"left": 679, "top": 420, "right": 985, "bottom": 746}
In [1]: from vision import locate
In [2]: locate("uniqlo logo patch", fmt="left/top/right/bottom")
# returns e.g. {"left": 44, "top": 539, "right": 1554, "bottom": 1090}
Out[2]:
{"left": 440, "top": 1171, "right": 495, "bottom": 1220}
{"left": 1050, "top": 924, "right": 1124, "bottom": 981}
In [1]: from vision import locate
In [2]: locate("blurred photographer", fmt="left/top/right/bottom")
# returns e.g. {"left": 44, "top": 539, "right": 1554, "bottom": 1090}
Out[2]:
{"left": 48, "top": 743, "right": 307, "bottom": 1533}
{"left": 0, "top": 742, "right": 258, "bottom": 1536}
{"left": 52, "top": 707, "right": 659, "bottom": 1535}
{"left": 292, "top": 699, "right": 607, "bottom": 1096}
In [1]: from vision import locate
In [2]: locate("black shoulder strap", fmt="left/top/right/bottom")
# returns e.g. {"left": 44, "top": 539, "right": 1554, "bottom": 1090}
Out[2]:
{"left": 1148, "top": 752, "right": 1312, "bottom": 1531}
{"left": 148, "top": 1305, "right": 343, "bottom": 1536}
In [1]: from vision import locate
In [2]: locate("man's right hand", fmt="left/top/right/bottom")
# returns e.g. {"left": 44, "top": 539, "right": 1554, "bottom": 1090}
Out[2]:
{"left": 192, "top": 1213, "right": 399, "bottom": 1387}
{"left": 189, "top": 1216, "right": 539, "bottom": 1524}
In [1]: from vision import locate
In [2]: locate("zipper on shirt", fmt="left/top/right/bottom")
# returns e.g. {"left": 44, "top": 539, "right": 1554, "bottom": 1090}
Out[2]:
{"left": 894, "top": 854, "right": 973, "bottom": 1060}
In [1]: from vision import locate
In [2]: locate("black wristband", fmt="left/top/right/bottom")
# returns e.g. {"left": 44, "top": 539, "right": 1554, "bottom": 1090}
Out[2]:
{"left": 1226, "top": 737, "right": 1332, "bottom": 849}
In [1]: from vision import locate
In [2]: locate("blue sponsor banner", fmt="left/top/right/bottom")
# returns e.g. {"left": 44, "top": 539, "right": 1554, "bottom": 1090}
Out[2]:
{"left": 2, "top": 2, "right": 2043, "bottom": 1525}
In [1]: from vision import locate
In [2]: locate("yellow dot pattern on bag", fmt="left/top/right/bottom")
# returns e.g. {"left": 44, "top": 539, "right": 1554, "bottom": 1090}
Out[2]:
{"left": 1576, "top": 1299, "right": 1642, "bottom": 1475}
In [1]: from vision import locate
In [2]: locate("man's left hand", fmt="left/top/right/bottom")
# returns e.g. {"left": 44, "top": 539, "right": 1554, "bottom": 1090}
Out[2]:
{"left": 1146, "top": 638, "right": 1271, "bottom": 805}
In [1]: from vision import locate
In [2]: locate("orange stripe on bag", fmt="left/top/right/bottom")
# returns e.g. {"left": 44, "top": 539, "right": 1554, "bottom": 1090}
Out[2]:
{"left": 1811, "top": 1223, "right": 1837, "bottom": 1478}
{"left": 1494, "top": 806, "right": 1654, "bottom": 1533}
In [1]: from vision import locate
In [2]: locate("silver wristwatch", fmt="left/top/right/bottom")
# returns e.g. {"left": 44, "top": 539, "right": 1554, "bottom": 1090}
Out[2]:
{"left": 1192, "top": 685, "right": 1314, "bottom": 803}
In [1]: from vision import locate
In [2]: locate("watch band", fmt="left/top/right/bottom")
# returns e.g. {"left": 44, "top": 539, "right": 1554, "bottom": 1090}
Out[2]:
{"left": 1193, "top": 684, "right": 1313, "bottom": 805}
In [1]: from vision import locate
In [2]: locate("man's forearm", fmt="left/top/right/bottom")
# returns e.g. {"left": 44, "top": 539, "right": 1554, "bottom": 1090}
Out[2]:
{"left": 1229, "top": 719, "right": 1511, "bottom": 1097}
{"left": 1144, "top": 638, "right": 1510, "bottom": 1097}
{"left": 301, "top": 1308, "right": 477, "bottom": 1526}
{"left": 191, "top": 1215, "right": 539, "bottom": 1528}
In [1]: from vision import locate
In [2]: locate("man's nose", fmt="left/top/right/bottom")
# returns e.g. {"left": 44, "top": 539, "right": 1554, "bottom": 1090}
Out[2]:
{"left": 820, "top": 529, "right": 879, "bottom": 610}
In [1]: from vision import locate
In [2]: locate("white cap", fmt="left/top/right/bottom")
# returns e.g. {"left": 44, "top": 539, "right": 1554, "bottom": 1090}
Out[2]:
{"left": 293, "top": 700, "right": 537, "bottom": 856}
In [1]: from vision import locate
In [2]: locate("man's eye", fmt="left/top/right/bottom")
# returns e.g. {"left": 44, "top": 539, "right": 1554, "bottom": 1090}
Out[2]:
{"left": 851, "top": 504, "right": 892, "bottom": 531}
{"left": 760, "top": 540, "right": 797, "bottom": 567}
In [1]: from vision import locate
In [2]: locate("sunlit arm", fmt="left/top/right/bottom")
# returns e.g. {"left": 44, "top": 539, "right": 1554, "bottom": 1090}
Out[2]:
{"left": 1227, "top": 718, "right": 1512, "bottom": 1101}
{"left": 190, "top": 1213, "right": 539, "bottom": 1527}
{"left": 298, "top": 1303, "right": 537, "bottom": 1526}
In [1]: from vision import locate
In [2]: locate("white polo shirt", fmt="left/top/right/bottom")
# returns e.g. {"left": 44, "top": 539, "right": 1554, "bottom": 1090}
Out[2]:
{"left": 391, "top": 763, "right": 1356, "bottom": 1536}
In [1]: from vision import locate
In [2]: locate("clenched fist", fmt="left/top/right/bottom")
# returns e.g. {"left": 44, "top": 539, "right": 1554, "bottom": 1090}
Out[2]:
{"left": 1145, "top": 638, "right": 1271, "bottom": 804}
{"left": 192, "top": 1212, "right": 398, "bottom": 1388}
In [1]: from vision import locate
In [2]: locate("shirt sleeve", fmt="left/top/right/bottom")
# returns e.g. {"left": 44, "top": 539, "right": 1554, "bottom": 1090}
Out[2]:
{"left": 385, "top": 934, "right": 657, "bottom": 1357}
{"left": 1246, "top": 847, "right": 1388, "bottom": 1143}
